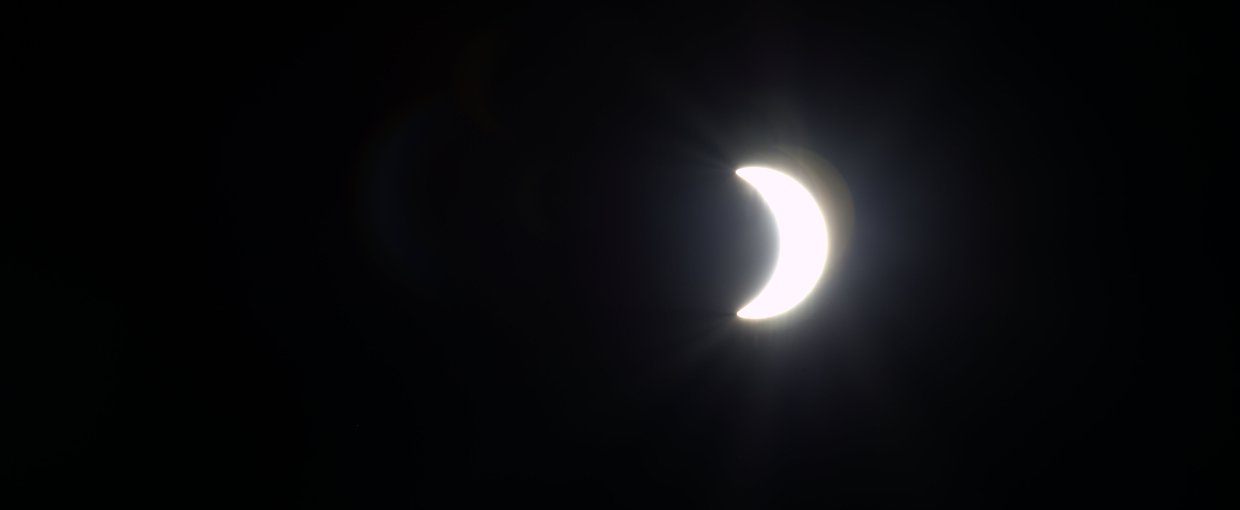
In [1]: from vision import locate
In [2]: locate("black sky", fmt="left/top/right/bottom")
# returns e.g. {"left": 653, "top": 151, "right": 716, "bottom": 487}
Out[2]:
{"left": 7, "top": 3, "right": 1234, "bottom": 508}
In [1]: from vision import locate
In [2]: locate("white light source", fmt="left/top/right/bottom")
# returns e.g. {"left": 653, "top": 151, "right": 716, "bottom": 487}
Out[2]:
{"left": 736, "top": 166, "right": 829, "bottom": 320}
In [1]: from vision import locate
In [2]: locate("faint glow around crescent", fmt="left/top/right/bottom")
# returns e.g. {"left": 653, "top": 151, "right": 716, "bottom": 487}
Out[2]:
{"left": 736, "top": 166, "right": 829, "bottom": 320}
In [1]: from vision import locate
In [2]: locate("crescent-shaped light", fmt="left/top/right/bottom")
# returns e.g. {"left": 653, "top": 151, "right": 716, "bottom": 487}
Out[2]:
{"left": 736, "top": 166, "right": 829, "bottom": 320}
